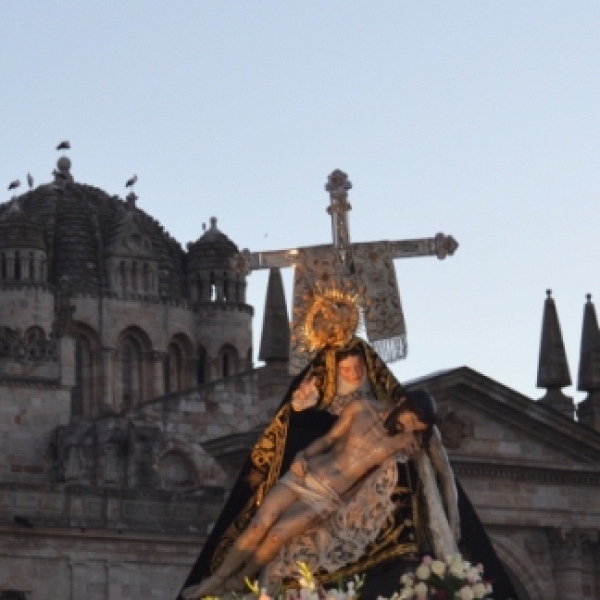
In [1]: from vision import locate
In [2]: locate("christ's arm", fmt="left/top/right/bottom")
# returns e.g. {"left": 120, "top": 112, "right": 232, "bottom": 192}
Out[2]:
{"left": 291, "top": 400, "right": 360, "bottom": 476}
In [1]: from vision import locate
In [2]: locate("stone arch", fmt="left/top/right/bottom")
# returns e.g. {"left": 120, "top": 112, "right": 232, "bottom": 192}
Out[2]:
{"left": 165, "top": 332, "right": 195, "bottom": 393}
{"left": 115, "top": 326, "right": 153, "bottom": 409}
{"left": 490, "top": 534, "right": 545, "bottom": 600}
{"left": 218, "top": 343, "right": 239, "bottom": 378}
{"left": 24, "top": 325, "right": 46, "bottom": 342}
{"left": 72, "top": 322, "right": 101, "bottom": 417}
{"left": 157, "top": 450, "right": 199, "bottom": 490}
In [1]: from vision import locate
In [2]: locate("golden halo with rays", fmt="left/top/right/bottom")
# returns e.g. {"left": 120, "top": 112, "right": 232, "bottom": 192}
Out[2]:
{"left": 294, "top": 281, "right": 365, "bottom": 353}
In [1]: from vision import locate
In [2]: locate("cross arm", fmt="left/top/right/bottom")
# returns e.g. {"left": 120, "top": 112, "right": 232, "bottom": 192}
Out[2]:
{"left": 390, "top": 233, "right": 459, "bottom": 260}
{"left": 230, "top": 233, "right": 458, "bottom": 276}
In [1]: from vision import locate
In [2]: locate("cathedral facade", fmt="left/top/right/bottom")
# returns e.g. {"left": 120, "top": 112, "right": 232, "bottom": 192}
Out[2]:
{"left": 0, "top": 159, "right": 599, "bottom": 600}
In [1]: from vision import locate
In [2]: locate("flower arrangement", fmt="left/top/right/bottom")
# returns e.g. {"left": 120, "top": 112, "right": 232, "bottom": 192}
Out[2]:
{"left": 244, "top": 562, "right": 365, "bottom": 600}
{"left": 207, "top": 556, "right": 493, "bottom": 600}
{"left": 397, "top": 554, "right": 493, "bottom": 600}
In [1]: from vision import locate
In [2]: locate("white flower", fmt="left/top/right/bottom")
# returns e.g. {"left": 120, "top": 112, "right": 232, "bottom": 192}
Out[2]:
{"left": 458, "top": 586, "right": 475, "bottom": 600}
{"left": 450, "top": 562, "right": 466, "bottom": 579}
{"left": 413, "top": 582, "right": 427, "bottom": 597}
{"left": 400, "top": 573, "right": 415, "bottom": 585}
{"left": 431, "top": 560, "right": 446, "bottom": 577}
{"left": 466, "top": 567, "right": 480, "bottom": 582}
{"left": 473, "top": 583, "right": 487, "bottom": 599}
{"left": 398, "top": 590, "right": 414, "bottom": 600}
{"left": 415, "top": 564, "right": 431, "bottom": 580}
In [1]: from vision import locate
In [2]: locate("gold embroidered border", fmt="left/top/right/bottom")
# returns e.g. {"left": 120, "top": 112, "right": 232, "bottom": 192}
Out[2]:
{"left": 210, "top": 403, "right": 291, "bottom": 572}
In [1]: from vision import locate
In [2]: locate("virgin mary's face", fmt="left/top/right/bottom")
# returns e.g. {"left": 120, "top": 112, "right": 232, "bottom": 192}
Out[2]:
{"left": 337, "top": 355, "right": 365, "bottom": 387}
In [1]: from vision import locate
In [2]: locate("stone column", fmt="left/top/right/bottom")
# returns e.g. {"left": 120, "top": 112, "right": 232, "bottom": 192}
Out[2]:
{"left": 20, "top": 253, "right": 31, "bottom": 280}
{"left": 100, "top": 347, "right": 116, "bottom": 409}
{"left": 59, "top": 336, "right": 76, "bottom": 387}
{"left": 184, "top": 357, "right": 198, "bottom": 388}
{"left": 6, "top": 250, "right": 15, "bottom": 279}
{"left": 215, "top": 275, "right": 224, "bottom": 302}
{"left": 147, "top": 351, "right": 167, "bottom": 398}
{"left": 550, "top": 528, "right": 597, "bottom": 600}
{"left": 32, "top": 255, "right": 41, "bottom": 282}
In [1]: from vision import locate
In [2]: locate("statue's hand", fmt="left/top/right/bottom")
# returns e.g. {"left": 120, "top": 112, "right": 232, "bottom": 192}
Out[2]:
{"left": 397, "top": 431, "right": 420, "bottom": 455}
{"left": 290, "top": 455, "right": 307, "bottom": 478}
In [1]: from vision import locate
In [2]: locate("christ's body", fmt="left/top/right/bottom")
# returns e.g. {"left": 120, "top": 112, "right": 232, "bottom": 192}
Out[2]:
{"left": 183, "top": 396, "right": 431, "bottom": 598}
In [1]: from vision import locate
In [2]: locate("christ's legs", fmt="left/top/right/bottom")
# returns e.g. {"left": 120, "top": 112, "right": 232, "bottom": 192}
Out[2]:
{"left": 182, "top": 482, "right": 300, "bottom": 599}
{"left": 225, "top": 501, "right": 322, "bottom": 593}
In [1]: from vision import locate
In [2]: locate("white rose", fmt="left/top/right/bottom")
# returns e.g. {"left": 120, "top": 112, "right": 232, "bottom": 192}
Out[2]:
{"left": 415, "top": 564, "right": 431, "bottom": 580}
{"left": 450, "top": 562, "right": 465, "bottom": 579}
{"left": 431, "top": 560, "right": 446, "bottom": 577}
{"left": 466, "top": 568, "right": 480, "bottom": 582}
{"left": 400, "top": 574, "right": 415, "bottom": 585}
{"left": 458, "top": 586, "right": 475, "bottom": 600}
{"left": 413, "top": 582, "right": 427, "bottom": 597}
{"left": 473, "top": 583, "right": 487, "bottom": 599}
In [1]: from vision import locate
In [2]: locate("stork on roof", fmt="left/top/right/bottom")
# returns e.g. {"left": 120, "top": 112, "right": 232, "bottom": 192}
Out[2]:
{"left": 125, "top": 174, "right": 138, "bottom": 188}
{"left": 27, "top": 173, "right": 34, "bottom": 188}
{"left": 56, "top": 140, "right": 70, "bottom": 151}
{"left": 8, "top": 179, "right": 20, "bottom": 191}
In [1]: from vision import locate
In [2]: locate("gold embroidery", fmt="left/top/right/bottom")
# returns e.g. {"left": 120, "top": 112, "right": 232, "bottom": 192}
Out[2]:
{"left": 211, "top": 403, "right": 291, "bottom": 572}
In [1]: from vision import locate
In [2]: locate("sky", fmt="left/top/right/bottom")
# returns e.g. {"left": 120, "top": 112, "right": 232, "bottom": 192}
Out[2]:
{"left": 1, "top": 2, "right": 599, "bottom": 404}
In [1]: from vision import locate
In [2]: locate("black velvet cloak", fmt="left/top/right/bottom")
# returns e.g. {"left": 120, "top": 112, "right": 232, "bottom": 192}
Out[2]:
{"left": 177, "top": 340, "right": 519, "bottom": 600}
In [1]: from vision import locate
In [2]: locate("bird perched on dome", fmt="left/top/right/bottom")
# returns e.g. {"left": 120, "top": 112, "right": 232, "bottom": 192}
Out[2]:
{"left": 56, "top": 140, "right": 70, "bottom": 151}
{"left": 125, "top": 174, "right": 138, "bottom": 188}
{"left": 8, "top": 179, "right": 20, "bottom": 191}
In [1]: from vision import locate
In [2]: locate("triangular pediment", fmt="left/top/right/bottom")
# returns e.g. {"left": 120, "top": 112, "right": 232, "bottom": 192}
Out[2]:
{"left": 406, "top": 367, "right": 600, "bottom": 471}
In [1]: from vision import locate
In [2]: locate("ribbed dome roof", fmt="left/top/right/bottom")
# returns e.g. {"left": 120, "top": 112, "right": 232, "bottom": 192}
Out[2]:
{"left": 187, "top": 217, "right": 238, "bottom": 271}
{"left": 0, "top": 199, "right": 46, "bottom": 251}
{"left": 0, "top": 160, "right": 186, "bottom": 297}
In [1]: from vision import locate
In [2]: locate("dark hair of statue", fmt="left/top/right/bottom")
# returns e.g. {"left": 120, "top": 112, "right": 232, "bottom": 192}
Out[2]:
{"left": 383, "top": 389, "right": 437, "bottom": 448}
{"left": 335, "top": 346, "right": 362, "bottom": 362}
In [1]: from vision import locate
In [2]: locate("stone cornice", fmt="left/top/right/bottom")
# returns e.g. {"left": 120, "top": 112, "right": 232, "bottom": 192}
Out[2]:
{"left": 410, "top": 367, "right": 600, "bottom": 461}
{"left": 453, "top": 459, "right": 600, "bottom": 486}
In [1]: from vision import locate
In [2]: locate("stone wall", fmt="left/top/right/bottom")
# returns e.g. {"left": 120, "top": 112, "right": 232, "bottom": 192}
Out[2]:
{"left": 0, "top": 385, "right": 70, "bottom": 485}
{"left": 0, "top": 526, "right": 202, "bottom": 600}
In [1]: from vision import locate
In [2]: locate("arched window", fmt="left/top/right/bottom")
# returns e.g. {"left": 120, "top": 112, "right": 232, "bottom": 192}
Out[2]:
{"left": 121, "top": 337, "right": 141, "bottom": 406}
{"left": 219, "top": 344, "right": 238, "bottom": 378}
{"left": 142, "top": 263, "right": 149, "bottom": 292}
{"left": 210, "top": 271, "right": 216, "bottom": 301}
{"left": 223, "top": 272, "right": 229, "bottom": 302}
{"left": 119, "top": 261, "right": 126, "bottom": 294}
{"left": 197, "top": 346, "right": 207, "bottom": 385}
{"left": 164, "top": 343, "right": 182, "bottom": 394}
{"left": 132, "top": 261, "right": 138, "bottom": 292}
{"left": 14, "top": 251, "right": 20, "bottom": 280}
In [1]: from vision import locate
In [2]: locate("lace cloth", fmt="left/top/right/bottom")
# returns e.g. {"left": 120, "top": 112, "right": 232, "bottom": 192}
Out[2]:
{"left": 415, "top": 451, "right": 458, "bottom": 559}
{"left": 262, "top": 455, "right": 403, "bottom": 590}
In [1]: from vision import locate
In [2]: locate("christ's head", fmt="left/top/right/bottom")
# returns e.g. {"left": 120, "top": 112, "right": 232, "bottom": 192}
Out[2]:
{"left": 384, "top": 389, "right": 437, "bottom": 446}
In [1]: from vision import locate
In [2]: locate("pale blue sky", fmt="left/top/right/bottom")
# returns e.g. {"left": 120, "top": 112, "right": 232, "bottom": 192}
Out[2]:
{"left": 2, "top": 2, "right": 599, "bottom": 403}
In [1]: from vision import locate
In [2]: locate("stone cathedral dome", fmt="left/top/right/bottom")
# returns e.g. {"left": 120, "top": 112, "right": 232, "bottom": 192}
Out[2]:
{"left": 187, "top": 216, "right": 238, "bottom": 270}
{"left": 0, "top": 159, "right": 186, "bottom": 297}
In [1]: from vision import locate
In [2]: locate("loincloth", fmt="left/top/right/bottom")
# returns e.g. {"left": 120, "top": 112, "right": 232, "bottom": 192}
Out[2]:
{"left": 279, "top": 471, "right": 341, "bottom": 518}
